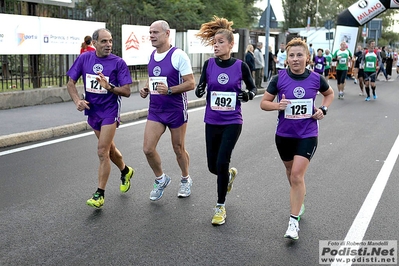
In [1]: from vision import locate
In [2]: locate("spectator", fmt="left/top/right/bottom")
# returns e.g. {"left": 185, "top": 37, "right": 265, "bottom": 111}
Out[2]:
{"left": 254, "top": 42, "right": 265, "bottom": 88}
{"left": 275, "top": 43, "right": 286, "bottom": 72}
{"left": 245, "top": 44, "right": 255, "bottom": 78}
{"left": 385, "top": 48, "right": 394, "bottom": 78}
{"left": 266, "top": 45, "right": 276, "bottom": 81}
{"left": 80, "top": 35, "right": 96, "bottom": 54}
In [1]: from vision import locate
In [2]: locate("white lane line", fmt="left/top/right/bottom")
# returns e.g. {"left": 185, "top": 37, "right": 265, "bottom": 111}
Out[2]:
{"left": 0, "top": 106, "right": 206, "bottom": 157}
{"left": 332, "top": 133, "right": 399, "bottom": 265}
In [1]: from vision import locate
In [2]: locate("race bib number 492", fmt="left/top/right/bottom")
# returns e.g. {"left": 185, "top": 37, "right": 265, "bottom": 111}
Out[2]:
{"left": 210, "top": 91, "right": 236, "bottom": 111}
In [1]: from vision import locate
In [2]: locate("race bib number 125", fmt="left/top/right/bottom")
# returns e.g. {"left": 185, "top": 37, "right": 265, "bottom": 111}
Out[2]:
{"left": 284, "top": 98, "right": 313, "bottom": 119}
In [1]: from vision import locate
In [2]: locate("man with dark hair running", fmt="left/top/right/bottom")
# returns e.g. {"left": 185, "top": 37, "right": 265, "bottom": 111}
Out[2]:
{"left": 67, "top": 28, "right": 134, "bottom": 208}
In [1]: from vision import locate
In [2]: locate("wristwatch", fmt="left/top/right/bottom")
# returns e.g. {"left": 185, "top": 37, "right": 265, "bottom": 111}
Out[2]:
{"left": 319, "top": 106, "right": 328, "bottom": 115}
{"left": 167, "top": 87, "right": 172, "bottom": 95}
{"left": 108, "top": 83, "right": 116, "bottom": 92}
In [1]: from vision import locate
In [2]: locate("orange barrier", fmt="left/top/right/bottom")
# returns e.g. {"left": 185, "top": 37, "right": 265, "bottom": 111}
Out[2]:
{"left": 327, "top": 60, "right": 355, "bottom": 80}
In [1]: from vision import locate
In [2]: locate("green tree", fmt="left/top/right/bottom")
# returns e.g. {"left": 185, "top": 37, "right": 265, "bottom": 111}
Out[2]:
{"left": 282, "top": 0, "right": 347, "bottom": 30}
{"left": 76, "top": 0, "right": 260, "bottom": 30}
{"left": 199, "top": 0, "right": 259, "bottom": 28}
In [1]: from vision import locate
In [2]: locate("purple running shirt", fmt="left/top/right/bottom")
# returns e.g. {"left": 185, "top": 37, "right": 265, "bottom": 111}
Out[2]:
{"left": 67, "top": 52, "right": 132, "bottom": 118}
{"left": 204, "top": 58, "right": 243, "bottom": 125}
{"left": 313, "top": 55, "right": 326, "bottom": 74}
{"left": 276, "top": 70, "right": 320, "bottom": 138}
{"left": 147, "top": 47, "right": 188, "bottom": 113}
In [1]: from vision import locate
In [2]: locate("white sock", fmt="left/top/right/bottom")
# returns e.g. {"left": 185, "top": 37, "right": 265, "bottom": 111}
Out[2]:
{"left": 216, "top": 203, "right": 225, "bottom": 207}
{"left": 181, "top": 175, "right": 190, "bottom": 180}
{"left": 156, "top": 173, "right": 165, "bottom": 183}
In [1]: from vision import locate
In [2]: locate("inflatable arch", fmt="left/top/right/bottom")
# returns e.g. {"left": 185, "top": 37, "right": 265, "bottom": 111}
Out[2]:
{"left": 332, "top": 0, "right": 399, "bottom": 53}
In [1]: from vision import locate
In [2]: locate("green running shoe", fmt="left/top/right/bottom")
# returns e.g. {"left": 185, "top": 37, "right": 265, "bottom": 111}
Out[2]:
{"left": 120, "top": 166, "right": 135, "bottom": 193}
{"left": 86, "top": 192, "right": 104, "bottom": 209}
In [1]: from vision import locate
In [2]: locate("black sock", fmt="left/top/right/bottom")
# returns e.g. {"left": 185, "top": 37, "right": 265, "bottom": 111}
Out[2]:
{"left": 121, "top": 165, "right": 129, "bottom": 176}
{"left": 96, "top": 188, "right": 105, "bottom": 197}
{"left": 371, "top": 86, "right": 376, "bottom": 96}
{"left": 290, "top": 214, "right": 299, "bottom": 220}
{"left": 365, "top": 87, "right": 370, "bottom": 97}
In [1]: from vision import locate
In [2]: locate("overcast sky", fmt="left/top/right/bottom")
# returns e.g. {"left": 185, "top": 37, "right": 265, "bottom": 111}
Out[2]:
{"left": 255, "top": 0, "right": 284, "bottom": 21}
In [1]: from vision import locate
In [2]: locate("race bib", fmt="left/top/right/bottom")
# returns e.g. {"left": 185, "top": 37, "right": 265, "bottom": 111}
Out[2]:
{"left": 339, "top": 58, "right": 347, "bottom": 64}
{"left": 210, "top": 91, "right": 237, "bottom": 111}
{"left": 326, "top": 61, "right": 330, "bottom": 66}
{"left": 366, "top": 61, "right": 375, "bottom": 68}
{"left": 315, "top": 63, "right": 323, "bottom": 70}
{"left": 284, "top": 98, "right": 313, "bottom": 119}
{"left": 85, "top": 74, "right": 109, "bottom": 94}
{"left": 149, "top": 76, "right": 168, "bottom": 95}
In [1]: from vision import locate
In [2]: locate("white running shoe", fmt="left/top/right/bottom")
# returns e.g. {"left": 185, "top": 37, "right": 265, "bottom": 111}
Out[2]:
{"left": 284, "top": 217, "right": 300, "bottom": 240}
{"left": 177, "top": 177, "right": 192, "bottom": 198}
{"left": 150, "top": 175, "right": 171, "bottom": 201}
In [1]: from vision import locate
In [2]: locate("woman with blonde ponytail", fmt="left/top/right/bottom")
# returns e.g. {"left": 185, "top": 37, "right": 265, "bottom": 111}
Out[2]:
{"left": 195, "top": 16, "right": 257, "bottom": 226}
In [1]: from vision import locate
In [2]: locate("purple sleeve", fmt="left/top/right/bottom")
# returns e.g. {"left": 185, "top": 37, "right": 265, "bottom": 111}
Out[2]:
{"left": 67, "top": 55, "right": 83, "bottom": 81}
{"left": 116, "top": 59, "right": 132, "bottom": 86}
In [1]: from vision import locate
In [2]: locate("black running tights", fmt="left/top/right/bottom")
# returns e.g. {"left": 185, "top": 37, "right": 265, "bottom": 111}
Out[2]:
{"left": 205, "top": 123, "right": 242, "bottom": 204}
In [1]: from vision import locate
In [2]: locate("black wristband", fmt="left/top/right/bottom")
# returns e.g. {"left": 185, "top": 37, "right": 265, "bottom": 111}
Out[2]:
{"left": 319, "top": 106, "right": 327, "bottom": 115}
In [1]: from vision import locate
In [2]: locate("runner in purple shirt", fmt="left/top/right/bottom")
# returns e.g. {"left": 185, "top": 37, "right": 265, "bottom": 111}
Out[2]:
{"left": 195, "top": 16, "right": 257, "bottom": 226}
{"left": 67, "top": 28, "right": 134, "bottom": 209}
{"left": 312, "top": 48, "right": 326, "bottom": 75}
{"left": 260, "top": 38, "right": 334, "bottom": 240}
{"left": 139, "top": 20, "right": 195, "bottom": 201}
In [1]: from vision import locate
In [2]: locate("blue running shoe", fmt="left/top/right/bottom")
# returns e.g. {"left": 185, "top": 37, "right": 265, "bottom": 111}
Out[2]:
{"left": 365, "top": 97, "right": 370, "bottom": 101}
{"left": 373, "top": 94, "right": 378, "bottom": 100}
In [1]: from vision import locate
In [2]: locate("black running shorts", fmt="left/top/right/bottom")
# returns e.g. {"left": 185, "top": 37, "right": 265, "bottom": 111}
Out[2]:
{"left": 275, "top": 135, "right": 318, "bottom": 162}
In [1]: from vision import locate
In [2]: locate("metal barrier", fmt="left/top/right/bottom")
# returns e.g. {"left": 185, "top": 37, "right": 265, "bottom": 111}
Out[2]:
{"left": 0, "top": 0, "right": 202, "bottom": 92}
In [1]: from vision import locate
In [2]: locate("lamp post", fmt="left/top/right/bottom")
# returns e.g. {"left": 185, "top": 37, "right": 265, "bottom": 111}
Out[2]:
{"left": 264, "top": 0, "right": 271, "bottom": 83}
{"left": 316, "top": 0, "right": 319, "bottom": 29}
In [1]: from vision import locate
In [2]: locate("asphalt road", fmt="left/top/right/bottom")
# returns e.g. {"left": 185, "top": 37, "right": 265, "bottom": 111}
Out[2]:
{"left": 1, "top": 79, "right": 398, "bottom": 266}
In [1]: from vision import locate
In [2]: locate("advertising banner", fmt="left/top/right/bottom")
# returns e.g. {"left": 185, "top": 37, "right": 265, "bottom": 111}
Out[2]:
{"left": 0, "top": 14, "right": 105, "bottom": 55}
{"left": 121, "top": 24, "right": 176, "bottom": 66}
{"left": 332, "top": 25, "right": 359, "bottom": 55}
{"left": 348, "top": 0, "right": 386, "bottom": 25}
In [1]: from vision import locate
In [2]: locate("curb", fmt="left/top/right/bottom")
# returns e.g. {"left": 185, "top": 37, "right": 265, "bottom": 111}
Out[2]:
{"left": 0, "top": 98, "right": 207, "bottom": 148}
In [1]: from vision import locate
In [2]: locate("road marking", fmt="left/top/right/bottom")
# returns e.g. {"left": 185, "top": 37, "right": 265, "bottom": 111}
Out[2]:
{"left": 0, "top": 106, "right": 206, "bottom": 157}
{"left": 332, "top": 133, "right": 399, "bottom": 265}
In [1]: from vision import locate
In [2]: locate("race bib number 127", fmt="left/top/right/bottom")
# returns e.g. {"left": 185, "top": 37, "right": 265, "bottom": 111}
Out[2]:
{"left": 85, "top": 74, "right": 109, "bottom": 94}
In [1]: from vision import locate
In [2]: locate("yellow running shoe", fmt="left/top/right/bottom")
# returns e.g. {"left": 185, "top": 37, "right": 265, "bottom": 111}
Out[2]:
{"left": 86, "top": 192, "right": 104, "bottom": 209}
{"left": 120, "top": 166, "right": 135, "bottom": 193}
{"left": 227, "top": 167, "right": 238, "bottom": 193}
{"left": 212, "top": 205, "right": 226, "bottom": 225}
